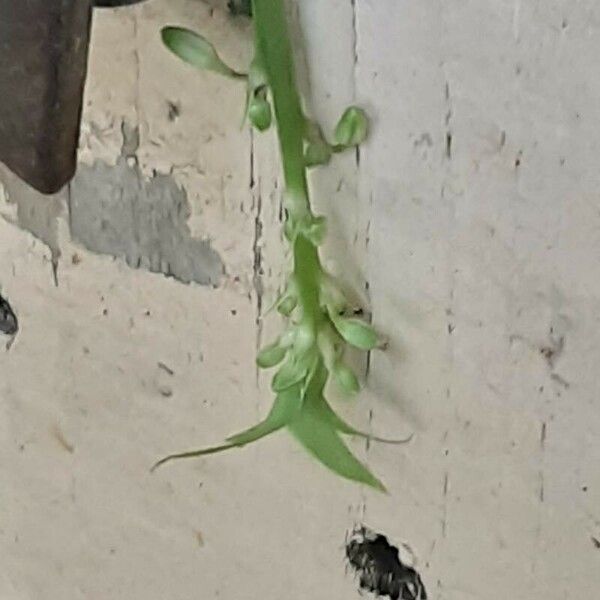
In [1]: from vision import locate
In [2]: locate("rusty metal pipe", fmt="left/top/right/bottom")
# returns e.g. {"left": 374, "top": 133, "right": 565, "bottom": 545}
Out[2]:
{"left": 0, "top": 0, "right": 148, "bottom": 195}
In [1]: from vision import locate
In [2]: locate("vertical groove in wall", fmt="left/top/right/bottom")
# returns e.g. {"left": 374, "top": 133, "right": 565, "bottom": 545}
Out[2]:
{"left": 437, "top": 1, "right": 456, "bottom": 582}
{"left": 131, "top": 9, "right": 142, "bottom": 145}
{"left": 250, "top": 126, "right": 265, "bottom": 410}
{"left": 352, "top": 0, "right": 372, "bottom": 521}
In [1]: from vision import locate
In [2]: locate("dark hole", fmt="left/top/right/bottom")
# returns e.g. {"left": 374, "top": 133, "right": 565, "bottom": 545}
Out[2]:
{"left": 227, "top": 0, "right": 252, "bottom": 16}
{"left": 346, "top": 526, "right": 427, "bottom": 600}
{"left": 0, "top": 293, "right": 18, "bottom": 336}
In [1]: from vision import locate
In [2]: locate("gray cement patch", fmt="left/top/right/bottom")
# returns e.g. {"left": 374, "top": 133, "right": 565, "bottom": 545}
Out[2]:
{"left": 68, "top": 158, "right": 224, "bottom": 286}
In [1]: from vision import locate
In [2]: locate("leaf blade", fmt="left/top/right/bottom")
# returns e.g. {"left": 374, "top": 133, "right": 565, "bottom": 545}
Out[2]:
{"left": 152, "top": 387, "right": 303, "bottom": 471}
{"left": 151, "top": 442, "right": 237, "bottom": 472}
{"left": 288, "top": 396, "right": 387, "bottom": 492}
{"left": 226, "top": 387, "right": 302, "bottom": 445}
{"left": 161, "top": 27, "right": 244, "bottom": 79}
{"left": 316, "top": 396, "right": 414, "bottom": 445}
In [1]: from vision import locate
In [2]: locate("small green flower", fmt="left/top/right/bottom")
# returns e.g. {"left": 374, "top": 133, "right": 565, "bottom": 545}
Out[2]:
{"left": 334, "top": 106, "right": 369, "bottom": 147}
{"left": 248, "top": 92, "right": 272, "bottom": 131}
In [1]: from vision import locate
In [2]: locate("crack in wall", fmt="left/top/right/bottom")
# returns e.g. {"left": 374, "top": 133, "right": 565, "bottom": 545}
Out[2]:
{"left": 0, "top": 163, "right": 64, "bottom": 285}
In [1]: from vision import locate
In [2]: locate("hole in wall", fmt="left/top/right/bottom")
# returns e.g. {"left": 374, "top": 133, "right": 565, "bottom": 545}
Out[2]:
{"left": 0, "top": 292, "right": 18, "bottom": 337}
{"left": 345, "top": 526, "right": 427, "bottom": 600}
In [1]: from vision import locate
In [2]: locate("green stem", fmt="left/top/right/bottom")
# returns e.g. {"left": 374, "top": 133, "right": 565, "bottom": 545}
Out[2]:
{"left": 293, "top": 234, "right": 321, "bottom": 330}
{"left": 252, "top": 0, "right": 309, "bottom": 217}
{"left": 157, "top": 0, "right": 396, "bottom": 489}
{"left": 252, "top": 0, "right": 323, "bottom": 334}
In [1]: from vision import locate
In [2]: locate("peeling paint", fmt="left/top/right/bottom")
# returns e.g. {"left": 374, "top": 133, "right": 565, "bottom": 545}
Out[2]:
{"left": 0, "top": 162, "right": 63, "bottom": 275}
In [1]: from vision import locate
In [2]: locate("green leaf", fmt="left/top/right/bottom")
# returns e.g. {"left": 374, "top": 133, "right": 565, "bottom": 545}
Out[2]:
{"left": 288, "top": 396, "right": 387, "bottom": 492}
{"left": 272, "top": 358, "right": 308, "bottom": 392}
{"left": 161, "top": 27, "right": 244, "bottom": 79}
{"left": 334, "top": 106, "right": 369, "bottom": 147}
{"left": 277, "top": 295, "right": 297, "bottom": 316}
{"left": 330, "top": 313, "right": 379, "bottom": 351}
{"left": 257, "top": 340, "right": 287, "bottom": 369}
{"left": 152, "top": 387, "right": 303, "bottom": 471}
{"left": 332, "top": 362, "right": 360, "bottom": 395}
{"left": 227, "top": 386, "right": 302, "bottom": 445}
{"left": 151, "top": 442, "right": 237, "bottom": 472}
{"left": 316, "top": 396, "right": 414, "bottom": 445}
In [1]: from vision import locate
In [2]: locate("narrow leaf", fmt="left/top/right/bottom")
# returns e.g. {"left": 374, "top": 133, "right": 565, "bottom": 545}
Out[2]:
{"left": 151, "top": 442, "right": 237, "bottom": 472}
{"left": 226, "top": 387, "right": 302, "bottom": 445}
{"left": 277, "top": 295, "right": 297, "bottom": 316}
{"left": 161, "top": 27, "right": 244, "bottom": 79}
{"left": 316, "top": 396, "right": 414, "bottom": 445}
{"left": 288, "top": 395, "right": 387, "bottom": 492}
{"left": 152, "top": 387, "right": 303, "bottom": 472}
{"left": 332, "top": 362, "right": 360, "bottom": 395}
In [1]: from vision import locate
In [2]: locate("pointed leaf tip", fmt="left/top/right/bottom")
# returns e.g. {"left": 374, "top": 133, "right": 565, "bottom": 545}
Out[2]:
{"left": 288, "top": 396, "right": 387, "bottom": 492}
{"left": 226, "top": 389, "right": 302, "bottom": 445}
{"left": 333, "top": 362, "right": 361, "bottom": 395}
{"left": 150, "top": 442, "right": 237, "bottom": 472}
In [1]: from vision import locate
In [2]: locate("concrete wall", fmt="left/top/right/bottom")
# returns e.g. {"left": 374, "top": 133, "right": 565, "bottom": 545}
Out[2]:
{"left": 1, "top": 1, "right": 600, "bottom": 598}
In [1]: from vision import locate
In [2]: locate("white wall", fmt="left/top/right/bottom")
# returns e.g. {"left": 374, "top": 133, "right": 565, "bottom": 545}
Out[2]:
{"left": 1, "top": 1, "right": 600, "bottom": 598}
